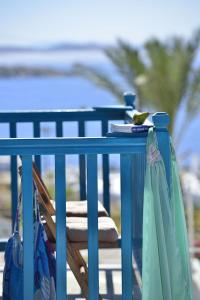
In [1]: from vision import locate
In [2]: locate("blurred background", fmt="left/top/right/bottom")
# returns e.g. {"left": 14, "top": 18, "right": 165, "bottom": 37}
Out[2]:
{"left": 0, "top": 0, "right": 200, "bottom": 296}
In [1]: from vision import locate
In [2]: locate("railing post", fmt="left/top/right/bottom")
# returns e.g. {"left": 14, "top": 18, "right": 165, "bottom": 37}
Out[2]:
{"left": 87, "top": 154, "right": 99, "bottom": 300}
{"left": 132, "top": 153, "right": 145, "bottom": 276}
{"left": 22, "top": 155, "right": 34, "bottom": 300}
{"left": 33, "top": 121, "right": 41, "bottom": 172}
{"left": 120, "top": 153, "right": 133, "bottom": 300}
{"left": 78, "top": 121, "right": 87, "bottom": 200}
{"left": 55, "top": 155, "right": 67, "bottom": 299}
{"left": 152, "top": 113, "right": 171, "bottom": 192}
{"left": 101, "top": 120, "right": 110, "bottom": 214}
{"left": 9, "top": 122, "right": 18, "bottom": 232}
{"left": 123, "top": 92, "right": 136, "bottom": 108}
{"left": 56, "top": 120, "right": 63, "bottom": 137}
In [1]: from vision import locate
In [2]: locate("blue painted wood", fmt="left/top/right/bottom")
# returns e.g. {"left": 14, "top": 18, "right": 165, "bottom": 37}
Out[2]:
{"left": 33, "top": 121, "right": 41, "bottom": 172}
{"left": 0, "top": 108, "right": 131, "bottom": 123}
{"left": 152, "top": 113, "right": 171, "bottom": 192}
{"left": 120, "top": 154, "right": 133, "bottom": 300}
{"left": 56, "top": 120, "right": 63, "bottom": 137}
{"left": 0, "top": 105, "right": 134, "bottom": 247}
{"left": 22, "top": 155, "right": 34, "bottom": 300}
{"left": 0, "top": 103, "right": 173, "bottom": 300}
{"left": 101, "top": 120, "right": 110, "bottom": 214}
{"left": 87, "top": 154, "right": 99, "bottom": 300}
{"left": 93, "top": 105, "right": 133, "bottom": 111}
{"left": 55, "top": 155, "right": 67, "bottom": 299}
{"left": 123, "top": 92, "right": 136, "bottom": 108}
{"left": 78, "top": 121, "right": 86, "bottom": 200}
{"left": 0, "top": 137, "right": 146, "bottom": 156}
{"left": 0, "top": 239, "right": 7, "bottom": 251}
{"left": 9, "top": 122, "right": 18, "bottom": 232}
{"left": 132, "top": 153, "right": 146, "bottom": 275}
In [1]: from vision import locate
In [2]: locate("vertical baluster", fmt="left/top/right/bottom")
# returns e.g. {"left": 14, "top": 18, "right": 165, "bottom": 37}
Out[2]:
{"left": 55, "top": 155, "right": 67, "bottom": 299}
{"left": 56, "top": 120, "right": 63, "bottom": 137}
{"left": 120, "top": 153, "right": 133, "bottom": 300}
{"left": 132, "top": 153, "right": 145, "bottom": 276}
{"left": 22, "top": 155, "right": 34, "bottom": 300}
{"left": 87, "top": 154, "right": 99, "bottom": 300}
{"left": 101, "top": 120, "right": 110, "bottom": 214}
{"left": 33, "top": 121, "right": 41, "bottom": 172}
{"left": 9, "top": 122, "right": 18, "bottom": 232}
{"left": 78, "top": 121, "right": 86, "bottom": 200}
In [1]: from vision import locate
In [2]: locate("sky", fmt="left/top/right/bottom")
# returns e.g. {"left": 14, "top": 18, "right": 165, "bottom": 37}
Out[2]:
{"left": 0, "top": 0, "right": 200, "bottom": 46}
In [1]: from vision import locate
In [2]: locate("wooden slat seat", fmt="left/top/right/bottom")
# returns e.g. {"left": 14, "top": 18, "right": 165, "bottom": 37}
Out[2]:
{"left": 44, "top": 216, "right": 118, "bottom": 243}
{"left": 50, "top": 199, "right": 108, "bottom": 217}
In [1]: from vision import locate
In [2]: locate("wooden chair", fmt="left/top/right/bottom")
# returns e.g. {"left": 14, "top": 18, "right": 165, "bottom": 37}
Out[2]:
{"left": 30, "top": 163, "right": 119, "bottom": 298}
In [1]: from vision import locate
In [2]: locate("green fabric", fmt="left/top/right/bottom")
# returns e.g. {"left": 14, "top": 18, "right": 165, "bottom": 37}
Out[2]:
{"left": 142, "top": 128, "right": 193, "bottom": 300}
{"left": 170, "top": 141, "right": 193, "bottom": 299}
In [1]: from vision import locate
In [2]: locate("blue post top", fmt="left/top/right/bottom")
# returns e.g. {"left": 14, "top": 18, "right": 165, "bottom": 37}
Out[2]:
{"left": 152, "top": 112, "right": 171, "bottom": 193}
{"left": 152, "top": 112, "right": 170, "bottom": 130}
{"left": 123, "top": 92, "right": 136, "bottom": 109}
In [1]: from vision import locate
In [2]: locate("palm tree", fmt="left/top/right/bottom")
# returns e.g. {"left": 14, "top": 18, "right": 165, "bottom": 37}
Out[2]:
{"left": 68, "top": 30, "right": 200, "bottom": 142}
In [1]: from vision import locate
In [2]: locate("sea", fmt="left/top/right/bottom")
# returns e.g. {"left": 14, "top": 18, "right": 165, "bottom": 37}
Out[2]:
{"left": 0, "top": 50, "right": 199, "bottom": 167}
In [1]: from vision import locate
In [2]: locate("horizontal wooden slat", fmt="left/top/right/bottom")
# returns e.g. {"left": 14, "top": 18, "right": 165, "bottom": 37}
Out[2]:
{"left": 0, "top": 137, "right": 146, "bottom": 156}
{"left": 0, "top": 108, "right": 131, "bottom": 123}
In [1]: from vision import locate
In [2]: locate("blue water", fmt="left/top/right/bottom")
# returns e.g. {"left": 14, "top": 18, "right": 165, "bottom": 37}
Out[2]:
{"left": 0, "top": 77, "right": 116, "bottom": 110}
{"left": 0, "top": 76, "right": 121, "bottom": 167}
{"left": 0, "top": 76, "right": 119, "bottom": 139}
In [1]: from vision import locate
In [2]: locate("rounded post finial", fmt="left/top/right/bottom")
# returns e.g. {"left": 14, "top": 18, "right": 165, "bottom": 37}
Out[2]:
{"left": 123, "top": 92, "right": 136, "bottom": 108}
{"left": 152, "top": 112, "right": 170, "bottom": 129}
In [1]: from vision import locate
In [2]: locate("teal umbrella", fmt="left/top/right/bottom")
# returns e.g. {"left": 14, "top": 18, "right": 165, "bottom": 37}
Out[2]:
{"left": 142, "top": 128, "right": 193, "bottom": 300}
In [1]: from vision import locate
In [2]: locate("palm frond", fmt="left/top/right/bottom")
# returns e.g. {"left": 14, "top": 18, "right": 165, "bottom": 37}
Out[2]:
{"left": 187, "top": 28, "right": 200, "bottom": 54}
{"left": 187, "top": 69, "right": 200, "bottom": 118}
{"left": 67, "top": 28, "right": 200, "bottom": 138}
{"left": 174, "top": 69, "right": 200, "bottom": 146}
{"left": 104, "top": 39, "right": 146, "bottom": 88}
{"left": 142, "top": 34, "right": 200, "bottom": 123}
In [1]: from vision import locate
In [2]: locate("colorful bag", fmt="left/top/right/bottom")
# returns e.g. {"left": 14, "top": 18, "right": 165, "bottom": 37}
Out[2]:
{"left": 3, "top": 186, "right": 56, "bottom": 300}
{"left": 142, "top": 128, "right": 193, "bottom": 300}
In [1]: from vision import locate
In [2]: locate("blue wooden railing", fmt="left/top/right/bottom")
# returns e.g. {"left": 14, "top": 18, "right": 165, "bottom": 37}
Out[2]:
{"left": 0, "top": 93, "right": 171, "bottom": 299}
{"left": 0, "top": 93, "right": 135, "bottom": 239}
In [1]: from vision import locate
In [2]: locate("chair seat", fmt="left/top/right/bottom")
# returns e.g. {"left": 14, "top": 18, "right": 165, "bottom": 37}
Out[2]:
{"left": 50, "top": 200, "right": 108, "bottom": 217}
{"left": 44, "top": 216, "right": 118, "bottom": 243}
{"left": 67, "top": 217, "right": 118, "bottom": 242}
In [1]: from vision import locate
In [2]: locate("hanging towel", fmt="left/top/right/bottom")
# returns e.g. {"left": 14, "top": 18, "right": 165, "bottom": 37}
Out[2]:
{"left": 3, "top": 187, "right": 56, "bottom": 300}
{"left": 142, "top": 128, "right": 193, "bottom": 300}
